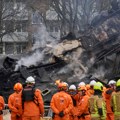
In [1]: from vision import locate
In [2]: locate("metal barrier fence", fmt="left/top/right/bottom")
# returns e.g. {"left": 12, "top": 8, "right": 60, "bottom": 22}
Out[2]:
{"left": 4, "top": 104, "right": 53, "bottom": 117}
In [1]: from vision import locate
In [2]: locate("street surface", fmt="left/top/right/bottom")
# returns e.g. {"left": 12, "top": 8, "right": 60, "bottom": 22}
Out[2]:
{"left": 3, "top": 110, "right": 10, "bottom": 120}
{"left": 3, "top": 110, "right": 52, "bottom": 120}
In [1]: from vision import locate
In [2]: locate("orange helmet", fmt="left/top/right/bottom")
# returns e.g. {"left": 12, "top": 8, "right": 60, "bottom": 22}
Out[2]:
{"left": 55, "top": 79, "right": 61, "bottom": 85}
{"left": 14, "top": 83, "right": 23, "bottom": 91}
{"left": 58, "top": 82, "right": 67, "bottom": 90}
{"left": 78, "top": 85, "right": 87, "bottom": 91}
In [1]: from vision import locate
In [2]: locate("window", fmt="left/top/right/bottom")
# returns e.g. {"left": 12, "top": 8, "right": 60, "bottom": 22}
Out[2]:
{"left": 16, "top": 44, "right": 21, "bottom": 53}
{"left": 0, "top": 48, "right": 3, "bottom": 54}
{"left": 5, "top": 43, "right": 14, "bottom": 54}
{"left": 21, "top": 44, "right": 27, "bottom": 52}
{"left": 22, "top": 22, "right": 27, "bottom": 32}
{"left": 16, "top": 21, "right": 27, "bottom": 32}
{"left": 16, "top": 43, "right": 27, "bottom": 54}
{"left": 32, "top": 11, "right": 43, "bottom": 24}
{"left": 55, "top": 27, "right": 58, "bottom": 32}
{"left": 0, "top": 43, "right": 3, "bottom": 54}
{"left": 50, "top": 26, "right": 53, "bottom": 32}
{"left": 16, "top": 23, "right": 21, "bottom": 32}
{"left": 5, "top": 21, "right": 14, "bottom": 32}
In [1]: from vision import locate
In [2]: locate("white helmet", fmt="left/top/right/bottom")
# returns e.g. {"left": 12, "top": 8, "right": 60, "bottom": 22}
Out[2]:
{"left": 26, "top": 76, "right": 35, "bottom": 84}
{"left": 90, "top": 80, "right": 96, "bottom": 86}
{"left": 78, "top": 82, "right": 85, "bottom": 87}
{"left": 69, "top": 84, "right": 76, "bottom": 90}
{"left": 108, "top": 80, "right": 116, "bottom": 85}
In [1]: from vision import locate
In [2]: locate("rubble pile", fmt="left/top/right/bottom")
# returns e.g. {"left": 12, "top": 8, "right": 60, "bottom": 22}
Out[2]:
{"left": 79, "top": 8, "right": 120, "bottom": 80}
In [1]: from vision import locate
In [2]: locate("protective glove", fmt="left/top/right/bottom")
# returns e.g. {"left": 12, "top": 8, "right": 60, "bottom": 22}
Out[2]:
{"left": 59, "top": 111, "right": 64, "bottom": 117}
{"left": 52, "top": 112, "right": 55, "bottom": 119}
{"left": 98, "top": 108, "right": 103, "bottom": 116}
{"left": 106, "top": 89, "right": 113, "bottom": 95}
{"left": 16, "top": 115, "right": 20, "bottom": 119}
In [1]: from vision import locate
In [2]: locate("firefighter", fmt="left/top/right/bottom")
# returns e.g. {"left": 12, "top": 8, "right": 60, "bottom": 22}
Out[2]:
{"left": 50, "top": 82, "right": 73, "bottom": 120}
{"left": 105, "top": 80, "right": 116, "bottom": 120}
{"left": 68, "top": 84, "right": 79, "bottom": 120}
{"left": 111, "top": 79, "right": 120, "bottom": 120}
{"left": 8, "top": 82, "right": 23, "bottom": 120}
{"left": 87, "top": 80, "right": 96, "bottom": 96}
{"left": 89, "top": 82, "right": 106, "bottom": 120}
{"left": 77, "top": 85, "right": 91, "bottom": 120}
{"left": 0, "top": 94, "right": 5, "bottom": 120}
{"left": 22, "top": 76, "right": 44, "bottom": 120}
{"left": 63, "top": 82, "right": 69, "bottom": 92}
{"left": 78, "top": 82, "right": 86, "bottom": 87}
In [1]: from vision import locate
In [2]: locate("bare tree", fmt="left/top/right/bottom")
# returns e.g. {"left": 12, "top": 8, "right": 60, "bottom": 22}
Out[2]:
{"left": 50, "top": 0, "right": 111, "bottom": 36}
{"left": 0, "top": 0, "right": 28, "bottom": 42}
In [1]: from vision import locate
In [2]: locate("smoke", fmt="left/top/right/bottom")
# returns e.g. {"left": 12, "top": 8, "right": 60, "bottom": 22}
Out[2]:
{"left": 15, "top": 11, "right": 60, "bottom": 70}
{"left": 92, "top": 66, "right": 107, "bottom": 80}
{"left": 15, "top": 50, "right": 44, "bottom": 71}
{"left": 32, "top": 24, "right": 57, "bottom": 50}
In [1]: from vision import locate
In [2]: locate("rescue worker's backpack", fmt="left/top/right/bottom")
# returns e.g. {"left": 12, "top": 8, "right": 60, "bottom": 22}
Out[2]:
{"left": 22, "top": 86, "right": 35, "bottom": 102}
{"left": 22, "top": 85, "right": 40, "bottom": 109}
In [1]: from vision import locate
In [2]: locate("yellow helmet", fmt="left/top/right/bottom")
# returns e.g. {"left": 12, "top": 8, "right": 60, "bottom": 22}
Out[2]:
{"left": 97, "top": 82, "right": 103, "bottom": 87}
{"left": 116, "top": 79, "right": 120, "bottom": 87}
{"left": 94, "top": 82, "right": 103, "bottom": 91}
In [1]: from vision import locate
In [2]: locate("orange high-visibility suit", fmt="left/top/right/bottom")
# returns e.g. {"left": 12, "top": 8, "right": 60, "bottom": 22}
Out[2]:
{"left": 87, "top": 88, "right": 94, "bottom": 97}
{"left": 0, "top": 96, "right": 5, "bottom": 120}
{"left": 102, "top": 87, "right": 107, "bottom": 99}
{"left": 77, "top": 95, "right": 91, "bottom": 120}
{"left": 70, "top": 105, "right": 79, "bottom": 120}
{"left": 69, "top": 95, "right": 79, "bottom": 120}
{"left": 104, "top": 88, "right": 114, "bottom": 120}
{"left": 50, "top": 91, "right": 73, "bottom": 120}
{"left": 22, "top": 89, "right": 44, "bottom": 120}
{"left": 8, "top": 92, "right": 22, "bottom": 120}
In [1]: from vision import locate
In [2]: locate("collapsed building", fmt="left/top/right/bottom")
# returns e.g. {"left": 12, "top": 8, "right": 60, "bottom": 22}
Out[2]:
{"left": 0, "top": 6, "right": 120, "bottom": 106}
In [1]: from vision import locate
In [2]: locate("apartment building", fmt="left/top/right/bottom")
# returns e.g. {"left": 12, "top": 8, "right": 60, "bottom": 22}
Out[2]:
{"left": 0, "top": 0, "right": 28, "bottom": 54}
{"left": 0, "top": 0, "right": 60, "bottom": 55}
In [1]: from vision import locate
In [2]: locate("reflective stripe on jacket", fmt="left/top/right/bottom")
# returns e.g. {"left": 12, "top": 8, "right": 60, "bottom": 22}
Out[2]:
{"left": 112, "top": 91, "right": 120, "bottom": 115}
{"left": 89, "top": 95, "right": 106, "bottom": 119}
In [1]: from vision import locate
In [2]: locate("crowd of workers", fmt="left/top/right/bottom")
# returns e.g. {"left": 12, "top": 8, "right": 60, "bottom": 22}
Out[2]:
{"left": 51, "top": 79, "right": 120, "bottom": 120}
{"left": 0, "top": 76, "right": 120, "bottom": 120}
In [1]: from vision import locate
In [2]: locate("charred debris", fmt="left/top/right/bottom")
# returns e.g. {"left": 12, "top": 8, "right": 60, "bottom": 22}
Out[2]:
{"left": 0, "top": 6, "right": 120, "bottom": 104}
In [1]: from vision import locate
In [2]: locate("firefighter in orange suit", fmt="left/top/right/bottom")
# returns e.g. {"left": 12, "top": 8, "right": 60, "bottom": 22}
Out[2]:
{"left": 22, "top": 76, "right": 44, "bottom": 120}
{"left": 87, "top": 80, "right": 96, "bottom": 97}
{"left": 68, "top": 84, "right": 79, "bottom": 120}
{"left": 77, "top": 85, "right": 91, "bottom": 120}
{"left": 50, "top": 82, "right": 73, "bottom": 120}
{"left": 0, "top": 95, "right": 5, "bottom": 120}
{"left": 104, "top": 80, "right": 116, "bottom": 120}
{"left": 8, "top": 82, "right": 23, "bottom": 120}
